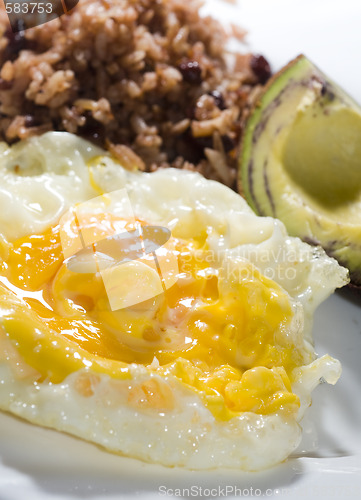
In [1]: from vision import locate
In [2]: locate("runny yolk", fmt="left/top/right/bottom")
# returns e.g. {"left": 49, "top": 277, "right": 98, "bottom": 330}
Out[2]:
{"left": 0, "top": 217, "right": 308, "bottom": 420}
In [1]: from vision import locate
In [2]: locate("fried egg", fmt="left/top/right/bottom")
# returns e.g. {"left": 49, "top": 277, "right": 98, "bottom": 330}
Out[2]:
{"left": 0, "top": 132, "right": 348, "bottom": 470}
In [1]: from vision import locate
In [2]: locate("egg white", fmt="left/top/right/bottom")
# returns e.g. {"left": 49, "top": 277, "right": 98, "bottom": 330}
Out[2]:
{"left": 0, "top": 132, "right": 347, "bottom": 470}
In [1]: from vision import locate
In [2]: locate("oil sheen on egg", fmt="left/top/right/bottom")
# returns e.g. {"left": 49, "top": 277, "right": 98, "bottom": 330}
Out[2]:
{"left": 0, "top": 132, "right": 348, "bottom": 470}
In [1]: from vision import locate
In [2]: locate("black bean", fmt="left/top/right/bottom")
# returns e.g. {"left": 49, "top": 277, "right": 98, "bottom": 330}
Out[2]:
{"left": 2, "top": 23, "right": 37, "bottom": 63}
{"left": 209, "top": 90, "right": 226, "bottom": 110}
{"left": 178, "top": 60, "right": 202, "bottom": 85}
{"left": 191, "top": 135, "right": 214, "bottom": 150}
{"left": 221, "top": 135, "right": 236, "bottom": 153}
{"left": 250, "top": 54, "right": 272, "bottom": 84}
{"left": 80, "top": 112, "right": 105, "bottom": 146}
{"left": 8, "top": 19, "right": 26, "bottom": 34}
{"left": 0, "top": 78, "right": 13, "bottom": 91}
{"left": 174, "top": 131, "right": 211, "bottom": 164}
{"left": 185, "top": 105, "right": 195, "bottom": 119}
{"left": 24, "top": 115, "right": 36, "bottom": 127}
{"left": 2, "top": 35, "right": 26, "bottom": 62}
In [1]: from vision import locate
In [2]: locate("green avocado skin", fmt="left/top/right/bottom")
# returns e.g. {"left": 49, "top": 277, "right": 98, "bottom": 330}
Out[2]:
{"left": 239, "top": 55, "right": 361, "bottom": 286}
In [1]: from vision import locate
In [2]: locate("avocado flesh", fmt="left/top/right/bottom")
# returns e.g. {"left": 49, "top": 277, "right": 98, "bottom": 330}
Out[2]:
{"left": 240, "top": 55, "right": 361, "bottom": 285}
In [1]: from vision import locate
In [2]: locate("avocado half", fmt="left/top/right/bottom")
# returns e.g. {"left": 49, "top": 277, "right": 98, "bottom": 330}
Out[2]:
{"left": 240, "top": 54, "right": 361, "bottom": 287}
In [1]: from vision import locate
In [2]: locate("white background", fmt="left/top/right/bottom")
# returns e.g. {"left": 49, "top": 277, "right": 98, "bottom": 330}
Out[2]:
{"left": 1, "top": 0, "right": 361, "bottom": 498}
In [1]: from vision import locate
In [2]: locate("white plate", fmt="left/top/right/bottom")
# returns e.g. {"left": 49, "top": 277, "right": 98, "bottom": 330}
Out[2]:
{"left": 1, "top": 1, "right": 361, "bottom": 498}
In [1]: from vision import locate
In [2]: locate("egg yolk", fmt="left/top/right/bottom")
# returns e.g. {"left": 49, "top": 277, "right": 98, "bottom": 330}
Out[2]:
{"left": 0, "top": 216, "right": 310, "bottom": 420}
